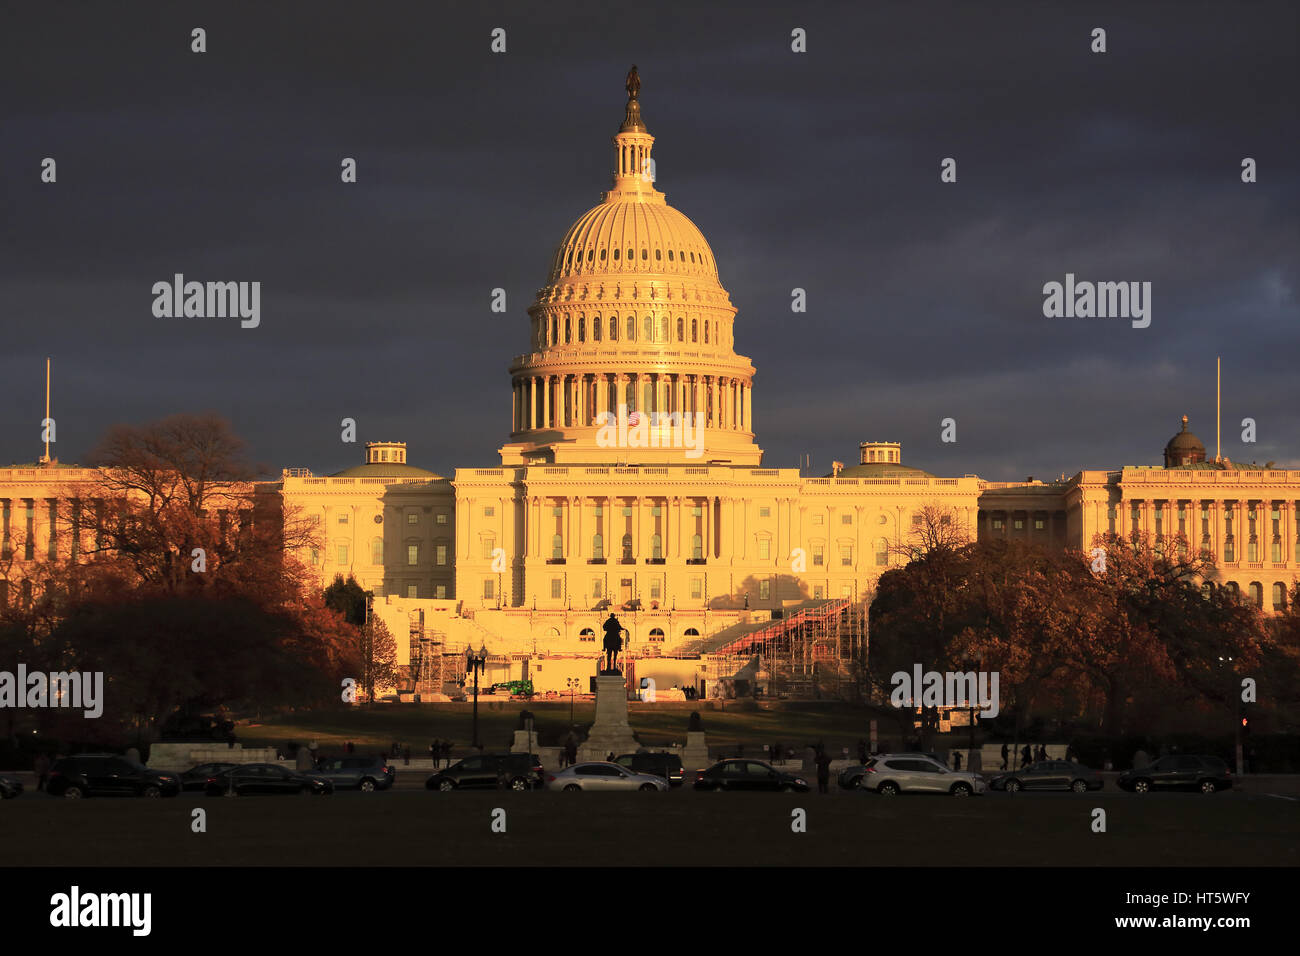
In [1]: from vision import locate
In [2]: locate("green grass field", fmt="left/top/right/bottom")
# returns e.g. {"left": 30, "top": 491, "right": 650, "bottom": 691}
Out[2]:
{"left": 235, "top": 700, "right": 908, "bottom": 755}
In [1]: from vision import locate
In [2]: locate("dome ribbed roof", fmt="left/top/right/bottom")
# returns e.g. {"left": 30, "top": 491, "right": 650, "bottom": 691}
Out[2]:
{"left": 546, "top": 200, "right": 719, "bottom": 284}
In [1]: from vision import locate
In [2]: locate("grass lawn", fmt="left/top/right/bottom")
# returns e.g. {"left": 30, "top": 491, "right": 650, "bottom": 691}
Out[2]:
{"left": 235, "top": 700, "right": 910, "bottom": 755}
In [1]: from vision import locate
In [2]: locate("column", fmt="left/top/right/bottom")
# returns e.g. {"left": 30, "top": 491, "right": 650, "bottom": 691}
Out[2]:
{"left": 541, "top": 376, "right": 551, "bottom": 429}
{"left": 1217, "top": 499, "right": 1229, "bottom": 563}
{"left": 676, "top": 497, "right": 686, "bottom": 558}
{"left": 710, "top": 377, "right": 719, "bottom": 428}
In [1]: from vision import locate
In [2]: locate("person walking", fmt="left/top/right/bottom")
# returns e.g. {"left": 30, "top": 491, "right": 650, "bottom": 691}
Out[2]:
{"left": 441, "top": 741, "right": 452, "bottom": 768}
{"left": 814, "top": 746, "right": 832, "bottom": 794}
{"left": 1021, "top": 744, "right": 1032, "bottom": 769}
{"left": 429, "top": 740, "right": 438, "bottom": 766}
{"left": 952, "top": 751, "right": 963, "bottom": 771}
{"left": 1000, "top": 742, "right": 1009, "bottom": 771}
{"left": 33, "top": 753, "right": 50, "bottom": 791}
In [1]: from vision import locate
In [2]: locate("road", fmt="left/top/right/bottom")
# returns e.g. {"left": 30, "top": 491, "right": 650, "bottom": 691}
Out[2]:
{"left": 2, "top": 784, "right": 1295, "bottom": 867}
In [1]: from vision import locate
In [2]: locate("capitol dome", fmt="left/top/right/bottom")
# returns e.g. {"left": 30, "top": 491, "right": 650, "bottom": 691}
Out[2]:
{"left": 501, "top": 67, "right": 762, "bottom": 468}
{"left": 1163, "top": 415, "right": 1207, "bottom": 468}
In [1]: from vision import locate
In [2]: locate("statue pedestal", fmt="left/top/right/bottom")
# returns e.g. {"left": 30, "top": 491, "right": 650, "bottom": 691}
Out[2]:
{"left": 682, "top": 731, "right": 710, "bottom": 774}
{"left": 511, "top": 729, "right": 538, "bottom": 754}
{"left": 578, "top": 674, "right": 639, "bottom": 762}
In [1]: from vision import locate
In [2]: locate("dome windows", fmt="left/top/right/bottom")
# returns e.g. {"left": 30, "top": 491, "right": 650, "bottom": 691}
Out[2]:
{"left": 677, "top": 317, "right": 684, "bottom": 341}
{"left": 587, "top": 248, "right": 594, "bottom": 262}
{"left": 691, "top": 319, "right": 697, "bottom": 342}
{"left": 600, "top": 248, "right": 607, "bottom": 261}
{"left": 628, "top": 248, "right": 634, "bottom": 260}
{"left": 679, "top": 250, "right": 684, "bottom": 262}
{"left": 612, "top": 248, "right": 619, "bottom": 260}
{"left": 642, "top": 249, "right": 648, "bottom": 260}
{"left": 667, "top": 250, "right": 674, "bottom": 261}
{"left": 655, "top": 249, "right": 662, "bottom": 261}
{"left": 689, "top": 251, "right": 695, "bottom": 263}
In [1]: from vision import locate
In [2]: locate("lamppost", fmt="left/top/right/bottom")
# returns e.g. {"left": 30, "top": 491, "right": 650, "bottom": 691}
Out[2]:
{"left": 566, "top": 676, "right": 581, "bottom": 724}
{"left": 466, "top": 643, "right": 489, "bottom": 750}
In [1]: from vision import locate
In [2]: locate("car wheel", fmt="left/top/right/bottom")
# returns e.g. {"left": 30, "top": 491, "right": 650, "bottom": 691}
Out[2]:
{"left": 950, "top": 783, "right": 972, "bottom": 796}
{"left": 639, "top": 783, "right": 657, "bottom": 791}
{"left": 1134, "top": 779, "right": 1152, "bottom": 794}
{"left": 1200, "top": 780, "right": 1217, "bottom": 794}
{"left": 359, "top": 779, "right": 376, "bottom": 792}
{"left": 850, "top": 776, "right": 865, "bottom": 790}
{"left": 510, "top": 777, "right": 529, "bottom": 791}
{"left": 563, "top": 784, "right": 581, "bottom": 792}
{"left": 1070, "top": 779, "right": 1088, "bottom": 793}
{"left": 1005, "top": 779, "right": 1021, "bottom": 793}
{"left": 878, "top": 782, "right": 899, "bottom": 796}
{"left": 63, "top": 786, "right": 85, "bottom": 800}
{"left": 142, "top": 786, "right": 161, "bottom": 799}
{"left": 438, "top": 779, "right": 454, "bottom": 792}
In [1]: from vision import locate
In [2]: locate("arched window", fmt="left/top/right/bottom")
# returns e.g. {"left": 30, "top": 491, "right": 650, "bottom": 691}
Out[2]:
{"left": 371, "top": 538, "right": 384, "bottom": 564}
{"left": 684, "top": 627, "right": 699, "bottom": 637}
{"left": 627, "top": 248, "right": 633, "bottom": 261}
{"left": 552, "top": 534, "right": 564, "bottom": 560}
{"left": 655, "top": 248, "right": 661, "bottom": 260}
{"left": 649, "top": 628, "right": 665, "bottom": 642}
{"left": 692, "top": 319, "right": 698, "bottom": 342}
{"left": 587, "top": 248, "right": 593, "bottom": 261}
{"left": 689, "top": 251, "right": 695, "bottom": 263}
{"left": 599, "top": 248, "right": 606, "bottom": 261}
{"left": 641, "top": 248, "right": 648, "bottom": 260}
{"left": 626, "top": 316, "right": 635, "bottom": 340}
{"left": 691, "top": 534, "right": 703, "bottom": 559}
{"left": 625, "top": 377, "right": 636, "bottom": 410}
{"left": 550, "top": 317, "right": 557, "bottom": 345}
{"left": 1249, "top": 582, "right": 1263, "bottom": 607}
{"left": 659, "top": 316, "right": 668, "bottom": 341}
{"left": 1272, "top": 582, "right": 1287, "bottom": 610}
{"left": 651, "top": 534, "right": 662, "bottom": 559}
{"left": 1226, "top": 581, "right": 1240, "bottom": 600}
{"left": 704, "top": 322, "right": 709, "bottom": 344}
{"left": 643, "top": 381, "right": 653, "bottom": 411}
{"left": 593, "top": 317, "right": 601, "bottom": 341}
{"left": 644, "top": 316, "right": 654, "bottom": 341}
{"left": 592, "top": 533, "right": 604, "bottom": 560}
{"left": 613, "top": 248, "right": 619, "bottom": 260}
{"left": 565, "top": 317, "right": 571, "bottom": 343}
{"left": 610, "top": 316, "right": 618, "bottom": 340}
{"left": 621, "top": 534, "right": 633, "bottom": 561}
{"left": 667, "top": 250, "right": 674, "bottom": 261}
{"left": 579, "top": 628, "right": 596, "bottom": 642}
{"left": 677, "top": 317, "right": 684, "bottom": 341}
{"left": 875, "top": 538, "right": 889, "bottom": 566}
{"left": 577, "top": 317, "right": 585, "bottom": 342}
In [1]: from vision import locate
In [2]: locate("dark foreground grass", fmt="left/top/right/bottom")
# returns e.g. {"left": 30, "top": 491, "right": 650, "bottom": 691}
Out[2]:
{"left": 2, "top": 790, "right": 1294, "bottom": 867}
{"left": 236, "top": 701, "right": 902, "bottom": 755}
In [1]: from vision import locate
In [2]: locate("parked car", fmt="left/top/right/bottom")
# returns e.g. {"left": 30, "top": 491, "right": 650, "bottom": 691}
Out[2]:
{"left": 203, "top": 763, "right": 333, "bottom": 796}
{"left": 856, "top": 754, "right": 986, "bottom": 796}
{"left": 426, "top": 752, "right": 544, "bottom": 791}
{"left": 47, "top": 755, "right": 181, "bottom": 799}
{"left": 545, "top": 762, "right": 668, "bottom": 791}
{"left": 838, "top": 763, "right": 871, "bottom": 790}
{"left": 988, "top": 761, "right": 1103, "bottom": 793}
{"left": 693, "top": 759, "right": 809, "bottom": 792}
{"left": 0, "top": 773, "right": 23, "bottom": 799}
{"left": 179, "top": 762, "right": 239, "bottom": 792}
{"left": 1117, "top": 755, "right": 1233, "bottom": 794}
{"left": 614, "top": 752, "right": 684, "bottom": 786}
{"left": 311, "top": 755, "right": 396, "bottom": 791}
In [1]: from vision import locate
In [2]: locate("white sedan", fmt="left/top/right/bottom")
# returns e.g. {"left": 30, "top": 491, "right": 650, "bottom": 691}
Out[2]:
{"left": 545, "top": 762, "right": 669, "bottom": 792}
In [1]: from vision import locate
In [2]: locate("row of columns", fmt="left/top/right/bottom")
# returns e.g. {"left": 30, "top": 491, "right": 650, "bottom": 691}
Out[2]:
{"left": 512, "top": 372, "right": 751, "bottom": 433}
{"left": 1115, "top": 498, "right": 1297, "bottom": 565}
{"left": 517, "top": 495, "right": 724, "bottom": 562}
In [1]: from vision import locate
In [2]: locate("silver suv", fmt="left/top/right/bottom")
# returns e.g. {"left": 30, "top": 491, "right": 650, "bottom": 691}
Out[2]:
{"left": 859, "top": 754, "right": 987, "bottom": 796}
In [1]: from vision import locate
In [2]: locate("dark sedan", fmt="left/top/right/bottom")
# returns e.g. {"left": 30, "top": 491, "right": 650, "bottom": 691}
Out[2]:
{"left": 988, "top": 760, "right": 1103, "bottom": 793}
{"left": 1117, "top": 755, "right": 1233, "bottom": 794}
{"left": 0, "top": 773, "right": 23, "bottom": 799}
{"left": 179, "top": 762, "right": 239, "bottom": 792}
{"left": 204, "top": 763, "right": 333, "bottom": 796}
{"left": 311, "top": 755, "right": 396, "bottom": 791}
{"left": 693, "top": 759, "right": 809, "bottom": 792}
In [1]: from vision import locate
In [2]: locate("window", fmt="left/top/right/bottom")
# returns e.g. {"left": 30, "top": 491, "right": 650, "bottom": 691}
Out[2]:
{"left": 371, "top": 539, "right": 384, "bottom": 564}
{"left": 644, "top": 316, "right": 654, "bottom": 341}
{"left": 839, "top": 514, "right": 852, "bottom": 525}
{"left": 622, "top": 534, "right": 633, "bottom": 561}
{"left": 1273, "top": 582, "right": 1287, "bottom": 610}
{"left": 610, "top": 317, "right": 618, "bottom": 340}
{"left": 813, "top": 514, "right": 824, "bottom": 525}
{"left": 481, "top": 537, "right": 495, "bottom": 559}
{"left": 813, "top": 585, "right": 824, "bottom": 599}
{"left": 650, "top": 580, "right": 661, "bottom": 600}
{"left": 553, "top": 506, "right": 563, "bottom": 517}
{"left": 484, "top": 506, "right": 495, "bottom": 517}
{"left": 551, "top": 578, "right": 562, "bottom": 599}
{"left": 651, "top": 534, "right": 662, "bottom": 559}
{"left": 592, "top": 579, "right": 602, "bottom": 599}
{"left": 812, "top": 544, "right": 824, "bottom": 567}
{"left": 482, "top": 579, "right": 494, "bottom": 600}
{"left": 840, "top": 584, "right": 852, "bottom": 598}
{"left": 436, "top": 544, "right": 447, "bottom": 565}
{"left": 1014, "top": 519, "right": 1024, "bottom": 530}
{"left": 407, "top": 512, "right": 418, "bottom": 525}
{"left": 1034, "top": 519, "right": 1045, "bottom": 530}
{"left": 759, "top": 506, "right": 770, "bottom": 518}
{"left": 692, "top": 319, "right": 698, "bottom": 342}
{"left": 407, "top": 544, "right": 419, "bottom": 566}
{"left": 580, "top": 628, "right": 596, "bottom": 642}
{"left": 310, "top": 547, "right": 320, "bottom": 566}
{"left": 692, "top": 506, "right": 702, "bottom": 517}
{"left": 592, "top": 533, "right": 604, "bottom": 560}
{"left": 622, "top": 506, "right": 632, "bottom": 517}
{"left": 875, "top": 539, "right": 888, "bottom": 566}
{"left": 407, "top": 585, "right": 418, "bottom": 598}
{"left": 593, "top": 317, "right": 601, "bottom": 341}
{"left": 759, "top": 580, "right": 771, "bottom": 601}
{"left": 435, "top": 585, "right": 447, "bottom": 599}
{"left": 840, "top": 545, "right": 853, "bottom": 566}
{"left": 436, "top": 512, "right": 448, "bottom": 525}
{"left": 338, "top": 513, "right": 349, "bottom": 524}
{"left": 336, "top": 544, "right": 349, "bottom": 564}
{"left": 758, "top": 538, "right": 770, "bottom": 560}
{"left": 691, "top": 534, "right": 703, "bottom": 559}
{"left": 992, "top": 518, "right": 1004, "bottom": 530}
{"left": 627, "top": 316, "right": 635, "bottom": 340}
{"left": 552, "top": 534, "right": 564, "bottom": 559}
{"left": 690, "top": 577, "right": 702, "bottom": 599}
{"left": 677, "top": 318, "right": 684, "bottom": 340}
{"left": 649, "top": 628, "right": 664, "bottom": 642}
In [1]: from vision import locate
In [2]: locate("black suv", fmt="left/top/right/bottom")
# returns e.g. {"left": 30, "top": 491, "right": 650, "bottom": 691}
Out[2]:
{"left": 614, "top": 752, "right": 684, "bottom": 787}
{"left": 312, "top": 755, "right": 396, "bottom": 791}
{"left": 1118, "top": 755, "right": 1233, "bottom": 794}
{"left": 426, "top": 753, "right": 544, "bottom": 791}
{"left": 47, "top": 755, "right": 181, "bottom": 799}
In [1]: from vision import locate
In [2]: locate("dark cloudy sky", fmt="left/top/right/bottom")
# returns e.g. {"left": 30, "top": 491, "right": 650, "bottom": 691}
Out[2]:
{"left": 3, "top": 0, "right": 1297, "bottom": 480}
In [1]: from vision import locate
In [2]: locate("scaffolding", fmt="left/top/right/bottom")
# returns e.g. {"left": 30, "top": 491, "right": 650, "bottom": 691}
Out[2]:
{"left": 705, "top": 599, "right": 869, "bottom": 699}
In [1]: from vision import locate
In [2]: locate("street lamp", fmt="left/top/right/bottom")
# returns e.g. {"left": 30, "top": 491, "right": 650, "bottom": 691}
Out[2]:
{"left": 466, "top": 643, "right": 489, "bottom": 750}
{"left": 566, "top": 676, "right": 581, "bottom": 724}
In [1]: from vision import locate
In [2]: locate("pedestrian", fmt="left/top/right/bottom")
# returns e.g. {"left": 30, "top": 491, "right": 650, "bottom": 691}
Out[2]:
{"left": 1038, "top": 744, "right": 1047, "bottom": 762}
{"left": 857, "top": 739, "right": 868, "bottom": 764}
{"left": 952, "top": 751, "right": 963, "bottom": 771}
{"left": 441, "top": 741, "right": 451, "bottom": 767}
{"left": 345, "top": 740, "right": 354, "bottom": 754}
{"left": 1021, "top": 744, "right": 1032, "bottom": 769}
{"left": 429, "top": 740, "right": 438, "bottom": 765}
{"left": 814, "top": 746, "right": 832, "bottom": 794}
{"left": 607, "top": 751, "right": 615, "bottom": 762}
{"left": 33, "top": 752, "right": 50, "bottom": 791}
{"left": 1000, "top": 742, "right": 1009, "bottom": 771}
{"left": 403, "top": 747, "right": 411, "bottom": 766}
{"left": 1132, "top": 748, "right": 1150, "bottom": 769}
